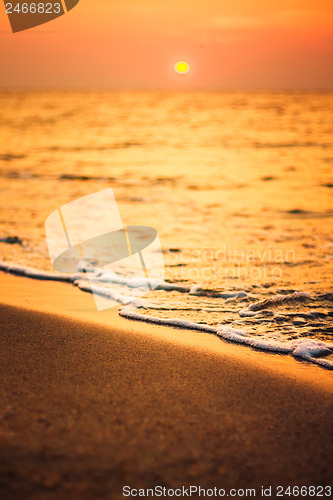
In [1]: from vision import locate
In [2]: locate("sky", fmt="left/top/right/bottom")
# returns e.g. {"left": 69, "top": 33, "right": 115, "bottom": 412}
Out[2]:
{"left": 0, "top": 0, "right": 332, "bottom": 89}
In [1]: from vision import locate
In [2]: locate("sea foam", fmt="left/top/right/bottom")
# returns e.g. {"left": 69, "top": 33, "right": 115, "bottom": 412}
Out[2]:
{"left": 0, "top": 260, "right": 332, "bottom": 370}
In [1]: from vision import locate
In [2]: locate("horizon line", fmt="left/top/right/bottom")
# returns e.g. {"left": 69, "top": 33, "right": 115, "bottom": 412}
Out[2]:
{"left": 1, "top": 86, "right": 333, "bottom": 93}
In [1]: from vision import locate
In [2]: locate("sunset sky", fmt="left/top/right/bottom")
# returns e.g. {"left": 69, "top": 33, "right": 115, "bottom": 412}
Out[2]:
{"left": 0, "top": 0, "right": 332, "bottom": 89}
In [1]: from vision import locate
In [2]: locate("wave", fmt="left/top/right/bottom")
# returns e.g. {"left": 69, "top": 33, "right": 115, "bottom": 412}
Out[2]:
{"left": 0, "top": 260, "right": 332, "bottom": 370}
{"left": 247, "top": 291, "right": 313, "bottom": 311}
{"left": 216, "top": 326, "right": 333, "bottom": 369}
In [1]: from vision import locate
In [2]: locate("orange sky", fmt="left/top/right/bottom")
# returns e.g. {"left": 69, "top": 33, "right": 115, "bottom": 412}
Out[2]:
{"left": 0, "top": 0, "right": 332, "bottom": 89}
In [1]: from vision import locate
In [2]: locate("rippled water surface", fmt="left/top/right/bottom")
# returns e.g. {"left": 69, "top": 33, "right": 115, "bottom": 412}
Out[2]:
{"left": 0, "top": 90, "right": 332, "bottom": 363}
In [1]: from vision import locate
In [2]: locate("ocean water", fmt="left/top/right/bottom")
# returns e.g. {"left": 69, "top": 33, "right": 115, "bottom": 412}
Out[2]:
{"left": 0, "top": 90, "right": 332, "bottom": 368}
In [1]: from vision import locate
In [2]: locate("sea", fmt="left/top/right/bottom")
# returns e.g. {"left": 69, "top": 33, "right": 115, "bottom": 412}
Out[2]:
{"left": 0, "top": 90, "right": 332, "bottom": 368}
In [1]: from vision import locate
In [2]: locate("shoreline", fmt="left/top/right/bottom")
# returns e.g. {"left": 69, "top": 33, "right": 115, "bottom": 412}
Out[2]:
{"left": 0, "top": 272, "right": 332, "bottom": 498}
{"left": 0, "top": 265, "right": 333, "bottom": 374}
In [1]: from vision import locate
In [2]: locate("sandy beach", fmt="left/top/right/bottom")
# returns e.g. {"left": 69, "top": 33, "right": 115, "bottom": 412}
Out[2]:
{"left": 2, "top": 0, "right": 333, "bottom": 497}
{"left": 0, "top": 272, "right": 332, "bottom": 499}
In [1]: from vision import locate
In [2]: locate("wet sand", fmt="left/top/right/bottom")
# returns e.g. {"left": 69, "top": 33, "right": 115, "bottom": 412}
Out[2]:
{"left": 0, "top": 272, "right": 332, "bottom": 499}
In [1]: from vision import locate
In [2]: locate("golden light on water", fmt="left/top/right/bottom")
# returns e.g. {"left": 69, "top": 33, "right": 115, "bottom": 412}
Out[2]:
{"left": 175, "top": 61, "right": 190, "bottom": 74}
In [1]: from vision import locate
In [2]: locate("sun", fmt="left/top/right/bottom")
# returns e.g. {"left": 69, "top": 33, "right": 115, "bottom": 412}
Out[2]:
{"left": 175, "top": 61, "right": 190, "bottom": 74}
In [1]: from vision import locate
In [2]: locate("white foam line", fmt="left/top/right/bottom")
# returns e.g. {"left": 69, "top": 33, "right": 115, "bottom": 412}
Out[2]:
{"left": 216, "top": 326, "right": 292, "bottom": 353}
{"left": 216, "top": 326, "right": 333, "bottom": 367}
{"left": 0, "top": 261, "right": 76, "bottom": 282}
{"left": 308, "top": 357, "right": 333, "bottom": 370}
{"left": 120, "top": 309, "right": 333, "bottom": 368}
{"left": 1, "top": 260, "right": 332, "bottom": 370}
{"left": 87, "top": 271, "right": 189, "bottom": 292}
{"left": 120, "top": 306, "right": 217, "bottom": 333}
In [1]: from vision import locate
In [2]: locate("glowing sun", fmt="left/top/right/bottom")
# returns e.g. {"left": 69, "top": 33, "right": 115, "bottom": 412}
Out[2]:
{"left": 175, "top": 61, "right": 190, "bottom": 74}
